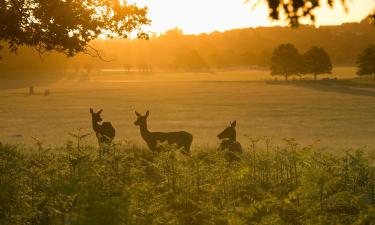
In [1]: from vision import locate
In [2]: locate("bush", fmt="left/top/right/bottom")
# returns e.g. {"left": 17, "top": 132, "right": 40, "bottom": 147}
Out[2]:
{"left": 0, "top": 140, "right": 374, "bottom": 225}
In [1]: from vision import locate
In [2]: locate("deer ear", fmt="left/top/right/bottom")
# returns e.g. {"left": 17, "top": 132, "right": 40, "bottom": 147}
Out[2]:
{"left": 231, "top": 120, "right": 237, "bottom": 127}
{"left": 90, "top": 108, "right": 94, "bottom": 114}
{"left": 135, "top": 111, "right": 141, "bottom": 117}
{"left": 98, "top": 109, "right": 103, "bottom": 114}
{"left": 145, "top": 110, "right": 149, "bottom": 118}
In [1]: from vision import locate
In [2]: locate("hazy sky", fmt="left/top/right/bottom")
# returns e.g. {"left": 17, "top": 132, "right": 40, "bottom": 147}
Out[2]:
{"left": 129, "top": 0, "right": 375, "bottom": 34}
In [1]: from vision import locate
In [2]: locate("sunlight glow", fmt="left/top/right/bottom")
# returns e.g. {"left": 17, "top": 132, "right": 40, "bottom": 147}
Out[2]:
{"left": 128, "top": 0, "right": 375, "bottom": 35}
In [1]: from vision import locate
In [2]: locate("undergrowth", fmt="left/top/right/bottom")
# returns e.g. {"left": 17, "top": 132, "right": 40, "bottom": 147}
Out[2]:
{"left": 0, "top": 138, "right": 374, "bottom": 225}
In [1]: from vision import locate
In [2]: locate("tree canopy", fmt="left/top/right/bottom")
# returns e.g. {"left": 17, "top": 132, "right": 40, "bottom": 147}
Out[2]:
{"left": 262, "top": 0, "right": 374, "bottom": 27}
{"left": 270, "top": 43, "right": 302, "bottom": 80}
{"left": 0, "top": 0, "right": 150, "bottom": 58}
{"left": 302, "top": 46, "right": 332, "bottom": 80}
{"left": 356, "top": 45, "right": 375, "bottom": 78}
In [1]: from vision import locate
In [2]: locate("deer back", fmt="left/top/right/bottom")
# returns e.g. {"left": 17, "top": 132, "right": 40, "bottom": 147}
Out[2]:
{"left": 147, "top": 131, "right": 192, "bottom": 152}
{"left": 219, "top": 140, "right": 242, "bottom": 154}
{"left": 100, "top": 122, "right": 116, "bottom": 139}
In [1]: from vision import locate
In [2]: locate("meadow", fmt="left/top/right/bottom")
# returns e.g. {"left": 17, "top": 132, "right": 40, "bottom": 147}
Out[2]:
{"left": 0, "top": 67, "right": 374, "bottom": 150}
{"left": 1, "top": 67, "right": 375, "bottom": 225}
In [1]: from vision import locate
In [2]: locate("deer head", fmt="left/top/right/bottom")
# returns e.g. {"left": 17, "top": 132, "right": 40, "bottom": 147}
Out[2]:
{"left": 217, "top": 120, "right": 237, "bottom": 141}
{"left": 134, "top": 110, "right": 149, "bottom": 126}
{"left": 90, "top": 108, "right": 103, "bottom": 123}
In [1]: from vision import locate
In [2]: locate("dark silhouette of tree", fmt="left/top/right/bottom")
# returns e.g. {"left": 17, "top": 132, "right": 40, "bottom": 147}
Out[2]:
{"left": 175, "top": 50, "right": 209, "bottom": 72}
{"left": 270, "top": 44, "right": 302, "bottom": 80}
{"left": 356, "top": 45, "right": 375, "bottom": 78}
{"left": 124, "top": 63, "right": 132, "bottom": 73}
{"left": 0, "top": 0, "right": 150, "bottom": 58}
{"left": 302, "top": 46, "right": 332, "bottom": 80}
{"left": 1, "top": 22, "right": 374, "bottom": 72}
{"left": 262, "top": 0, "right": 374, "bottom": 27}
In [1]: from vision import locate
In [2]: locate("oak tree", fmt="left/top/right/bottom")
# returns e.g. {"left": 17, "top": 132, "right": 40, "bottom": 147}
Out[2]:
{"left": 0, "top": 0, "right": 150, "bottom": 58}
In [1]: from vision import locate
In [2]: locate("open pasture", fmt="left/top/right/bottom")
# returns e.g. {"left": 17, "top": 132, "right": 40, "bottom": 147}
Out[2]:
{"left": 0, "top": 68, "right": 374, "bottom": 150}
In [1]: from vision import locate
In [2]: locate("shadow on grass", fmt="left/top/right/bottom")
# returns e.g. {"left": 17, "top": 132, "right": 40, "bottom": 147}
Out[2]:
{"left": 0, "top": 71, "right": 67, "bottom": 91}
{"left": 266, "top": 78, "right": 375, "bottom": 97}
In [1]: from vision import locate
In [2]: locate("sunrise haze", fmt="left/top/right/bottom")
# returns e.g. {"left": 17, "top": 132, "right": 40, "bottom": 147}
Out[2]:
{"left": 130, "top": 0, "right": 375, "bottom": 34}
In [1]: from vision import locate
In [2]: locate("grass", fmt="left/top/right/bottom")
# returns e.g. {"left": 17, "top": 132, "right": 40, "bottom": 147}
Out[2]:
{"left": 1, "top": 140, "right": 374, "bottom": 225}
{"left": 0, "top": 67, "right": 374, "bottom": 150}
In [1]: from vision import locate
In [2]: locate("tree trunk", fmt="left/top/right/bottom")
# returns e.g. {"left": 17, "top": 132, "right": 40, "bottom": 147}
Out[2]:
{"left": 285, "top": 73, "right": 288, "bottom": 81}
{"left": 314, "top": 73, "right": 317, "bottom": 81}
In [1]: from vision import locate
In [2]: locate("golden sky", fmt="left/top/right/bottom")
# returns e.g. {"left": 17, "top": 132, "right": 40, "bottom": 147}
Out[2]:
{"left": 129, "top": 0, "right": 375, "bottom": 34}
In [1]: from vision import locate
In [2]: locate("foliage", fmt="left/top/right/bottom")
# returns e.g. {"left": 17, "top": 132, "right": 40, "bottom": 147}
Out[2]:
{"left": 356, "top": 45, "right": 375, "bottom": 78}
{"left": 174, "top": 50, "right": 209, "bottom": 72}
{"left": 302, "top": 46, "right": 332, "bottom": 80}
{"left": 371, "top": 12, "right": 375, "bottom": 25}
{"left": 0, "top": 0, "right": 150, "bottom": 57}
{"left": 0, "top": 139, "right": 374, "bottom": 225}
{"left": 270, "top": 43, "right": 302, "bottom": 80}
{"left": 0, "top": 21, "right": 374, "bottom": 72}
{"left": 260, "top": 0, "right": 359, "bottom": 27}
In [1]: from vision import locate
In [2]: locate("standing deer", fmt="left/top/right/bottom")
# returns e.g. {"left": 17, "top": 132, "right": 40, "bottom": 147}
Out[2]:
{"left": 217, "top": 120, "right": 242, "bottom": 154}
{"left": 90, "top": 108, "right": 115, "bottom": 156}
{"left": 134, "top": 110, "right": 193, "bottom": 153}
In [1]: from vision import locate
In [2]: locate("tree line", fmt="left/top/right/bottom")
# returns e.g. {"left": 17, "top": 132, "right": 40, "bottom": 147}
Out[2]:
{"left": 270, "top": 44, "right": 375, "bottom": 80}
{"left": 0, "top": 20, "right": 374, "bottom": 73}
{"left": 0, "top": 0, "right": 373, "bottom": 59}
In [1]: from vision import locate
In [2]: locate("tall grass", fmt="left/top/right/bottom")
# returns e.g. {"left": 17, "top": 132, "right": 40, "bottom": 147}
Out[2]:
{"left": 0, "top": 138, "right": 374, "bottom": 225}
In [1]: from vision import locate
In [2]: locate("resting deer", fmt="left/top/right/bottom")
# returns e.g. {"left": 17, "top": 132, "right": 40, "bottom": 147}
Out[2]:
{"left": 217, "top": 120, "right": 242, "bottom": 154}
{"left": 90, "top": 108, "right": 116, "bottom": 156}
{"left": 134, "top": 110, "right": 193, "bottom": 153}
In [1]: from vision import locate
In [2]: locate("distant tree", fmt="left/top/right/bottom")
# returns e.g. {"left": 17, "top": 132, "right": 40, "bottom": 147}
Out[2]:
{"left": 175, "top": 50, "right": 209, "bottom": 72}
{"left": 0, "top": 0, "right": 150, "bottom": 58}
{"left": 371, "top": 12, "right": 375, "bottom": 24}
{"left": 260, "top": 0, "right": 374, "bottom": 27}
{"left": 356, "top": 45, "right": 375, "bottom": 78}
{"left": 124, "top": 63, "right": 132, "bottom": 73}
{"left": 270, "top": 44, "right": 302, "bottom": 80}
{"left": 302, "top": 47, "right": 332, "bottom": 80}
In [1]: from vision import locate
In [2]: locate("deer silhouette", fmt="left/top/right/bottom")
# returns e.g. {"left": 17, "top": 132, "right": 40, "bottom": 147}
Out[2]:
{"left": 90, "top": 108, "right": 115, "bottom": 155}
{"left": 134, "top": 110, "right": 193, "bottom": 153}
{"left": 217, "top": 120, "right": 242, "bottom": 154}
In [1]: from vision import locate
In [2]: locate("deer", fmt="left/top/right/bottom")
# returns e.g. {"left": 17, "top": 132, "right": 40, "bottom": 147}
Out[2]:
{"left": 217, "top": 120, "right": 242, "bottom": 154}
{"left": 90, "top": 108, "right": 116, "bottom": 156}
{"left": 134, "top": 110, "right": 193, "bottom": 153}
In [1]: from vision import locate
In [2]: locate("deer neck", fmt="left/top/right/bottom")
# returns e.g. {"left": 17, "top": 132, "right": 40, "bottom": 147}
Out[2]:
{"left": 139, "top": 122, "right": 151, "bottom": 140}
{"left": 92, "top": 119, "right": 101, "bottom": 133}
{"left": 232, "top": 134, "right": 236, "bottom": 142}
{"left": 229, "top": 133, "right": 236, "bottom": 142}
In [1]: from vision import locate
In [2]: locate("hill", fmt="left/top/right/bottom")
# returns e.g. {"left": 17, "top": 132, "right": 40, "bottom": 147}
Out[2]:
{"left": 0, "top": 20, "right": 374, "bottom": 74}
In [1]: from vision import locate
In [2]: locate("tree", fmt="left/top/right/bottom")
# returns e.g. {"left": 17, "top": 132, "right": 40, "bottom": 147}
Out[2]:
{"left": 174, "top": 50, "right": 209, "bottom": 71}
{"left": 356, "top": 45, "right": 375, "bottom": 78}
{"left": 302, "top": 46, "right": 332, "bottom": 80}
{"left": 0, "top": 0, "right": 150, "bottom": 58}
{"left": 260, "top": 0, "right": 375, "bottom": 27}
{"left": 270, "top": 44, "right": 302, "bottom": 80}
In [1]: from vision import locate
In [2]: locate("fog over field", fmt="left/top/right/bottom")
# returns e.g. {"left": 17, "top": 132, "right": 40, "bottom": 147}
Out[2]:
{"left": 1, "top": 68, "right": 374, "bottom": 150}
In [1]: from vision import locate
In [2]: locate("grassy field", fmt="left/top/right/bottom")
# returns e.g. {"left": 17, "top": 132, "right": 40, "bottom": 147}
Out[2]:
{"left": 0, "top": 67, "right": 374, "bottom": 150}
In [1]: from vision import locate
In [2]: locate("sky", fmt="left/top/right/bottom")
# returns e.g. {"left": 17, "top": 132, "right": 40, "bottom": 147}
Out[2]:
{"left": 128, "top": 0, "right": 375, "bottom": 34}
